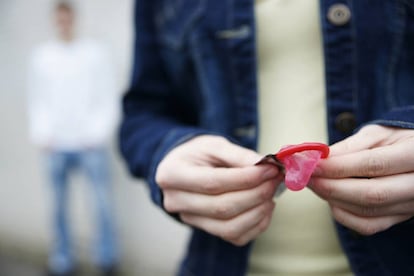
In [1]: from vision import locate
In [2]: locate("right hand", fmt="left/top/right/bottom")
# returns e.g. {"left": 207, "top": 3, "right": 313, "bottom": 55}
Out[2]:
{"left": 156, "top": 135, "right": 281, "bottom": 246}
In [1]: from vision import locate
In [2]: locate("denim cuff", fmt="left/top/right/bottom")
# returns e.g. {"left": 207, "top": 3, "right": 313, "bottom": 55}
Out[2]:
{"left": 369, "top": 106, "right": 414, "bottom": 129}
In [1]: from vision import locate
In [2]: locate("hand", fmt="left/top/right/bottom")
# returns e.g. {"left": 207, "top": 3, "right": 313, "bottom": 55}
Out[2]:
{"left": 310, "top": 125, "right": 414, "bottom": 235}
{"left": 155, "top": 135, "right": 281, "bottom": 246}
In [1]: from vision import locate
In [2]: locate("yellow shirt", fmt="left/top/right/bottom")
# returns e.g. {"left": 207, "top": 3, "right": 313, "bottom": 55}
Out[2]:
{"left": 248, "top": 0, "right": 351, "bottom": 275}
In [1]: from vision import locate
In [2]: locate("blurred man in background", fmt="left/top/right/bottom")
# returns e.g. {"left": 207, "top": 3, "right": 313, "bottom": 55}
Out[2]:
{"left": 27, "top": 1, "right": 119, "bottom": 275}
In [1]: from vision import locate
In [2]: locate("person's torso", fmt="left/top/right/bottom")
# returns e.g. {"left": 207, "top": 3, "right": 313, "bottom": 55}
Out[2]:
{"left": 147, "top": 0, "right": 414, "bottom": 275}
{"left": 33, "top": 39, "right": 107, "bottom": 149}
{"left": 152, "top": 0, "right": 414, "bottom": 144}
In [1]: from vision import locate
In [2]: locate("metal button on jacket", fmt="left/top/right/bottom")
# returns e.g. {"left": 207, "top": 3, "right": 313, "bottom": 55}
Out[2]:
{"left": 335, "top": 112, "right": 356, "bottom": 133}
{"left": 327, "top": 4, "right": 351, "bottom": 26}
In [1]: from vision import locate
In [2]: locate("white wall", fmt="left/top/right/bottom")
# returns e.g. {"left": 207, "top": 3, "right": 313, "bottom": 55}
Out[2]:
{"left": 0, "top": 1, "right": 189, "bottom": 275}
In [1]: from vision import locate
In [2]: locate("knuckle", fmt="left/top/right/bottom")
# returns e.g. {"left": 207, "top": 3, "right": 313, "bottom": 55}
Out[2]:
{"left": 179, "top": 213, "right": 191, "bottom": 225}
{"left": 331, "top": 208, "right": 382, "bottom": 236}
{"left": 155, "top": 171, "right": 166, "bottom": 188}
{"left": 258, "top": 201, "right": 273, "bottom": 218}
{"left": 332, "top": 165, "right": 347, "bottom": 178}
{"left": 323, "top": 185, "right": 335, "bottom": 199}
{"left": 238, "top": 172, "right": 257, "bottom": 188}
{"left": 258, "top": 218, "right": 270, "bottom": 233}
{"left": 155, "top": 166, "right": 170, "bottom": 189}
{"left": 331, "top": 207, "right": 343, "bottom": 222}
{"left": 315, "top": 180, "right": 335, "bottom": 200}
{"left": 358, "top": 224, "right": 381, "bottom": 236}
{"left": 363, "top": 187, "right": 389, "bottom": 206}
{"left": 231, "top": 237, "right": 249, "bottom": 247}
{"left": 259, "top": 182, "right": 273, "bottom": 201}
{"left": 163, "top": 193, "right": 178, "bottom": 213}
{"left": 201, "top": 179, "right": 221, "bottom": 194}
{"left": 213, "top": 202, "right": 236, "bottom": 219}
{"left": 359, "top": 206, "right": 379, "bottom": 217}
{"left": 221, "top": 225, "right": 240, "bottom": 241}
{"left": 258, "top": 214, "right": 271, "bottom": 234}
{"left": 231, "top": 216, "right": 272, "bottom": 247}
{"left": 200, "top": 171, "right": 221, "bottom": 194}
{"left": 362, "top": 155, "right": 389, "bottom": 177}
{"left": 258, "top": 204, "right": 268, "bottom": 218}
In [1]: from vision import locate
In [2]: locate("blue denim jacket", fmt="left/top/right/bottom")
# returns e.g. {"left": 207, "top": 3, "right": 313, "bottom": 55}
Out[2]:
{"left": 120, "top": 0, "right": 414, "bottom": 275}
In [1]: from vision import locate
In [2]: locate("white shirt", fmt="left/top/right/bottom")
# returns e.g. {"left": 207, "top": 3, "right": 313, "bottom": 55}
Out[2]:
{"left": 27, "top": 39, "right": 119, "bottom": 150}
{"left": 249, "top": 0, "right": 351, "bottom": 275}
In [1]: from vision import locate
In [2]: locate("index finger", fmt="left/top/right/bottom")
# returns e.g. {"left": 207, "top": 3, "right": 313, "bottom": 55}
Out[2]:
{"left": 314, "top": 142, "right": 414, "bottom": 178}
{"left": 160, "top": 164, "right": 280, "bottom": 195}
{"left": 328, "top": 125, "right": 389, "bottom": 156}
{"left": 310, "top": 173, "right": 414, "bottom": 207}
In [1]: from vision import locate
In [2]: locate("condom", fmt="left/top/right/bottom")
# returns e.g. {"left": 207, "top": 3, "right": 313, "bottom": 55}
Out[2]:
{"left": 257, "top": 142, "right": 329, "bottom": 191}
{"left": 278, "top": 143, "right": 329, "bottom": 191}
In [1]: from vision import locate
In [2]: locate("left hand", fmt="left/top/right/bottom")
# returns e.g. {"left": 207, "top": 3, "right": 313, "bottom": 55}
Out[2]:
{"left": 310, "top": 124, "right": 414, "bottom": 235}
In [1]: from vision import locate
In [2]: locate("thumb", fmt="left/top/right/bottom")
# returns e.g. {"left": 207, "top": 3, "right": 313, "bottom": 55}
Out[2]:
{"left": 329, "top": 125, "right": 385, "bottom": 156}
{"left": 208, "top": 137, "right": 263, "bottom": 168}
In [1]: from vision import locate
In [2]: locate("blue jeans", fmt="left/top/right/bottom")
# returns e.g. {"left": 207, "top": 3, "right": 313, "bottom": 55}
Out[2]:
{"left": 46, "top": 148, "right": 117, "bottom": 273}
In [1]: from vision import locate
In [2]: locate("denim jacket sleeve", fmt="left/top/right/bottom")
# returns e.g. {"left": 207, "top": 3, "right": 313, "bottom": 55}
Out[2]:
{"left": 370, "top": 106, "right": 414, "bottom": 129}
{"left": 119, "top": 1, "right": 210, "bottom": 209}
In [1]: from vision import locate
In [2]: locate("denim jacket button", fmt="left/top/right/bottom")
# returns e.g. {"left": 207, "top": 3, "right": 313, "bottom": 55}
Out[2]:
{"left": 335, "top": 112, "right": 356, "bottom": 133}
{"left": 327, "top": 4, "right": 351, "bottom": 26}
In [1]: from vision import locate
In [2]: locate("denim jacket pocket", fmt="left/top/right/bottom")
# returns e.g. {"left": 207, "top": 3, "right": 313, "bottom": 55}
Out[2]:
{"left": 155, "top": 0, "right": 205, "bottom": 50}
